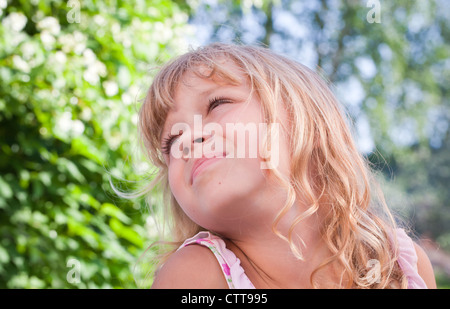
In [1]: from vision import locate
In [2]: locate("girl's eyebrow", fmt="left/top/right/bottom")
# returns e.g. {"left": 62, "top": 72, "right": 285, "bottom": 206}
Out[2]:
{"left": 198, "top": 84, "right": 223, "bottom": 98}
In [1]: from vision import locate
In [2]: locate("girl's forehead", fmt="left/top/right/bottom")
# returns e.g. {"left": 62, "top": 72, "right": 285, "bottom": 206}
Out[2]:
{"left": 181, "top": 60, "right": 245, "bottom": 86}
{"left": 176, "top": 71, "right": 234, "bottom": 94}
{"left": 167, "top": 62, "right": 247, "bottom": 110}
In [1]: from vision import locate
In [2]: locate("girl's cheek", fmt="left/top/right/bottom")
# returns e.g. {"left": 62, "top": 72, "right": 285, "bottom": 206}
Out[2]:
{"left": 167, "top": 168, "right": 180, "bottom": 199}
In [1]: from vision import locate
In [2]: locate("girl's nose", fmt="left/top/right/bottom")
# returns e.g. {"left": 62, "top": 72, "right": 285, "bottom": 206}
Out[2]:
{"left": 182, "top": 131, "right": 214, "bottom": 160}
{"left": 193, "top": 137, "right": 205, "bottom": 144}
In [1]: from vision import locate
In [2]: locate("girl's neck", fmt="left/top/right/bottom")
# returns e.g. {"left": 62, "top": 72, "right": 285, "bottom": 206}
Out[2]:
{"left": 222, "top": 208, "right": 344, "bottom": 288}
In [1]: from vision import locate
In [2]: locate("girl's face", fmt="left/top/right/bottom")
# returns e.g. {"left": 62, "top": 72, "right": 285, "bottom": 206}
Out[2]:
{"left": 160, "top": 61, "right": 290, "bottom": 236}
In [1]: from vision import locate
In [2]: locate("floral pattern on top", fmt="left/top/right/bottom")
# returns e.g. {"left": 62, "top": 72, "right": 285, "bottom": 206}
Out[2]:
{"left": 178, "top": 231, "right": 255, "bottom": 289}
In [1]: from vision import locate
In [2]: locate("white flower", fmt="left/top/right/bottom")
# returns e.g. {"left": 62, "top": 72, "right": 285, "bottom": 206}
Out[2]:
{"left": 53, "top": 77, "right": 66, "bottom": 89}
{"left": 83, "top": 67, "right": 100, "bottom": 85}
{"left": 40, "top": 30, "right": 55, "bottom": 49}
{"left": 0, "top": 0, "right": 6, "bottom": 17}
{"left": 2, "top": 12, "right": 27, "bottom": 32}
{"left": 81, "top": 49, "right": 107, "bottom": 85}
{"left": 56, "top": 112, "right": 73, "bottom": 134}
{"left": 12, "top": 55, "right": 30, "bottom": 73}
{"left": 80, "top": 107, "right": 92, "bottom": 121}
{"left": 72, "top": 32, "right": 86, "bottom": 54}
{"left": 121, "top": 93, "right": 132, "bottom": 106}
{"left": 20, "top": 41, "right": 37, "bottom": 60}
{"left": 82, "top": 48, "right": 96, "bottom": 64}
{"left": 103, "top": 81, "right": 119, "bottom": 97}
{"left": 93, "top": 14, "right": 106, "bottom": 26}
{"left": 49, "top": 230, "right": 57, "bottom": 239}
{"left": 74, "top": 41, "right": 86, "bottom": 55}
{"left": 95, "top": 60, "right": 107, "bottom": 77}
{"left": 69, "top": 96, "right": 78, "bottom": 105}
{"left": 54, "top": 51, "right": 67, "bottom": 64}
{"left": 59, "top": 33, "right": 76, "bottom": 53}
{"left": 71, "top": 119, "right": 85, "bottom": 136}
{"left": 131, "top": 113, "right": 138, "bottom": 125}
{"left": 37, "top": 16, "right": 60, "bottom": 35}
{"left": 55, "top": 112, "right": 84, "bottom": 137}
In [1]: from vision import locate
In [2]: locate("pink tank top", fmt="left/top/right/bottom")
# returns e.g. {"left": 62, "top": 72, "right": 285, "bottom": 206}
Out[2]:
{"left": 178, "top": 228, "right": 427, "bottom": 289}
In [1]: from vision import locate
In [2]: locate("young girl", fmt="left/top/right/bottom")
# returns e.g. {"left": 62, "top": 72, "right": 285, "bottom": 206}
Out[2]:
{"left": 137, "top": 43, "right": 436, "bottom": 289}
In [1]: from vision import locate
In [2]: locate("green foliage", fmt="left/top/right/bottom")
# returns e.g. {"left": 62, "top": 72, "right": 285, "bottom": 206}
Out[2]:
{"left": 0, "top": 0, "right": 189, "bottom": 288}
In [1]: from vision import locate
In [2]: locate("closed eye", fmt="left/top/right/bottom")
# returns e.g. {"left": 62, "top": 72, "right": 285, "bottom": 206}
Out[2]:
{"left": 161, "top": 130, "right": 183, "bottom": 155}
{"left": 207, "top": 96, "right": 233, "bottom": 113}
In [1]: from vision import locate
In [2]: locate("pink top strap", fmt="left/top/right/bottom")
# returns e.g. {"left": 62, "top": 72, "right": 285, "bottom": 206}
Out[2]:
{"left": 179, "top": 231, "right": 255, "bottom": 289}
{"left": 394, "top": 228, "right": 427, "bottom": 289}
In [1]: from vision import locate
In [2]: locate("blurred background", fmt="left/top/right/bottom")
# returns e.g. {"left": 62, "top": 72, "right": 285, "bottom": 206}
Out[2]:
{"left": 0, "top": 0, "right": 449, "bottom": 288}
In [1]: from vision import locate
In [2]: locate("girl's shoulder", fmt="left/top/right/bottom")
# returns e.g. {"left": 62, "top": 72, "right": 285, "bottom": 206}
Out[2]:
{"left": 395, "top": 228, "right": 436, "bottom": 289}
{"left": 151, "top": 234, "right": 229, "bottom": 288}
{"left": 176, "top": 231, "right": 255, "bottom": 289}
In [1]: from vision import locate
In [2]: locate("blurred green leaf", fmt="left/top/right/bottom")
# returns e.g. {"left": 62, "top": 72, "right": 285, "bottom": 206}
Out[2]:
{"left": 0, "top": 176, "right": 13, "bottom": 199}
{"left": 0, "top": 0, "right": 190, "bottom": 288}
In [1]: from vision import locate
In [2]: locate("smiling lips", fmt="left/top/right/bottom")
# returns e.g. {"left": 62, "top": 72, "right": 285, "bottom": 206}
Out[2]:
{"left": 191, "top": 152, "right": 227, "bottom": 184}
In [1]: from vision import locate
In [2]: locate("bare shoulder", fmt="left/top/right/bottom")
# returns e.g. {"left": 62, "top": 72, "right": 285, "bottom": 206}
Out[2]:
{"left": 413, "top": 242, "right": 437, "bottom": 289}
{"left": 151, "top": 244, "right": 229, "bottom": 289}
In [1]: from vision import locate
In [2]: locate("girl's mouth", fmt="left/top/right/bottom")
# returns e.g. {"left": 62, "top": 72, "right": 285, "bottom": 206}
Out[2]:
{"left": 191, "top": 152, "right": 227, "bottom": 184}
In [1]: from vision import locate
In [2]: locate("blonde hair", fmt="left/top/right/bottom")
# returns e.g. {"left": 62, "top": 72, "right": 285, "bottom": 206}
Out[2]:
{"left": 136, "top": 43, "right": 407, "bottom": 288}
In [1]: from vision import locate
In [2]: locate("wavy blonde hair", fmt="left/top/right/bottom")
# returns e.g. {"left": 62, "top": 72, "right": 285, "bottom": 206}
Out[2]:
{"left": 136, "top": 43, "right": 407, "bottom": 288}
